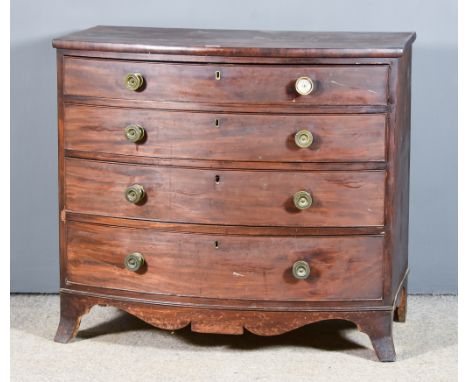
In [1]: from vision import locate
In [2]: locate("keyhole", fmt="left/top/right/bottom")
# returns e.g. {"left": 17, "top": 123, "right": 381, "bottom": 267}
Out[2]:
{"left": 215, "top": 70, "right": 221, "bottom": 80}
{"left": 215, "top": 175, "right": 220, "bottom": 184}
{"left": 214, "top": 119, "right": 220, "bottom": 128}
{"left": 214, "top": 241, "right": 219, "bottom": 249}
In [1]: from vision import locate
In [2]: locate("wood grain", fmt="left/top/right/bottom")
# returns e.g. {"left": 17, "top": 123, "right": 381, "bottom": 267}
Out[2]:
{"left": 63, "top": 95, "right": 389, "bottom": 114}
{"left": 66, "top": 212, "right": 385, "bottom": 237}
{"left": 65, "top": 150, "right": 387, "bottom": 171}
{"left": 64, "top": 158, "right": 385, "bottom": 227}
{"left": 55, "top": 291, "right": 396, "bottom": 361}
{"left": 66, "top": 221, "right": 384, "bottom": 301}
{"left": 53, "top": 27, "right": 415, "bottom": 362}
{"left": 53, "top": 26, "right": 415, "bottom": 59}
{"left": 388, "top": 48, "right": 413, "bottom": 297}
{"left": 63, "top": 57, "right": 389, "bottom": 106}
{"left": 64, "top": 104, "right": 386, "bottom": 163}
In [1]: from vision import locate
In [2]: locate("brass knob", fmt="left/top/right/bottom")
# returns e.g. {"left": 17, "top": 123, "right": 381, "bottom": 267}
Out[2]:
{"left": 295, "top": 130, "right": 314, "bottom": 148}
{"left": 124, "top": 252, "right": 145, "bottom": 272}
{"left": 124, "top": 73, "right": 144, "bottom": 91}
{"left": 295, "top": 76, "right": 314, "bottom": 95}
{"left": 125, "top": 124, "right": 145, "bottom": 143}
{"left": 125, "top": 184, "right": 145, "bottom": 204}
{"left": 292, "top": 260, "right": 310, "bottom": 280}
{"left": 293, "top": 191, "right": 313, "bottom": 210}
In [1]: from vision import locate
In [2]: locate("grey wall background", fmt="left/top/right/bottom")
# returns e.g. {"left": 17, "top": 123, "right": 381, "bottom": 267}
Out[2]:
{"left": 11, "top": 0, "right": 457, "bottom": 293}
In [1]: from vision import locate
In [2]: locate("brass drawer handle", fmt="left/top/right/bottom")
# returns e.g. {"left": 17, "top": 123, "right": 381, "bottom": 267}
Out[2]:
{"left": 295, "top": 76, "right": 314, "bottom": 95}
{"left": 292, "top": 260, "right": 310, "bottom": 280}
{"left": 124, "top": 73, "right": 144, "bottom": 91}
{"left": 125, "top": 124, "right": 145, "bottom": 143}
{"left": 125, "top": 184, "right": 145, "bottom": 204}
{"left": 293, "top": 190, "right": 313, "bottom": 210}
{"left": 295, "top": 130, "right": 314, "bottom": 148}
{"left": 124, "top": 252, "right": 145, "bottom": 272}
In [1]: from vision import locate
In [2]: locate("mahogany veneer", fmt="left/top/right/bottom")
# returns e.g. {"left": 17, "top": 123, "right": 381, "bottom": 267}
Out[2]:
{"left": 65, "top": 158, "right": 385, "bottom": 227}
{"left": 53, "top": 26, "right": 415, "bottom": 362}
{"left": 64, "top": 105, "right": 387, "bottom": 163}
{"left": 63, "top": 58, "right": 389, "bottom": 106}
{"left": 66, "top": 221, "right": 384, "bottom": 301}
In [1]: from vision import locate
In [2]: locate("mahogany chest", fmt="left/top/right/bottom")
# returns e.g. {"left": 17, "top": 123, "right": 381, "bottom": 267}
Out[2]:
{"left": 52, "top": 26, "right": 415, "bottom": 361}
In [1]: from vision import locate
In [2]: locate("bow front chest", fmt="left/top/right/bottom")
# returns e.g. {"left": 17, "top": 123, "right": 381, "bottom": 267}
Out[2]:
{"left": 52, "top": 26, "right": 415, "bottom": 361}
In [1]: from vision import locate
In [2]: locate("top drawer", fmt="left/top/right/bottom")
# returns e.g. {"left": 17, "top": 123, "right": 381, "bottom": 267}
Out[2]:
{"left": 63, "top": 57, "right": 389, "bottom": 106}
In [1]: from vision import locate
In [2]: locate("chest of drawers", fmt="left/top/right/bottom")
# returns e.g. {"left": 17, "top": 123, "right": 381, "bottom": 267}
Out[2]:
{"left": 52, "top": 26, "right": 415, "bottom": 361}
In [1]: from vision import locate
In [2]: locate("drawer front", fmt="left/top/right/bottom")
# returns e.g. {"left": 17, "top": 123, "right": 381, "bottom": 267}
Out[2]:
{"left": 63, "top": 57, "right": 388, "bottom": 106}
{"left": 65, "top": 158, "right": 385, "bottom": 227}
{"left": 66, "top": 221, "right": 384, "bottom": 301}
{"left": 64, "top": 104, "right": 386, "bottom": 162}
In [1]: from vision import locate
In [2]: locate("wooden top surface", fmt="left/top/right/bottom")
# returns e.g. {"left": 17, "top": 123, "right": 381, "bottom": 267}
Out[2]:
{"left": 53, "top": 26, "right": 416, "bottom": 58}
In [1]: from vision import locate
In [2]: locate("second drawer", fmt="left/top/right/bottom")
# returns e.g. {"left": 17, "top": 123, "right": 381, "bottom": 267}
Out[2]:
{"left": 65, "top": 158, "right": 385, "bottom": 227}
{"left": 64, "top": 104, "right": 386, "bottom": 163}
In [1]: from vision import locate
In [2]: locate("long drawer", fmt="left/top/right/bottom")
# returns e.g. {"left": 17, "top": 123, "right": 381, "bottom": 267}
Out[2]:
{"left": 64, "top": 158, "right": 385, "bottom": 227}
{"left": 63, "top": 57, "right": 389, "bottom": 106}
{"left": 64, "top": 104, "right": 386, "bottom": 163}
{"left": 66, "top": 221, "right": 384, "bottom": 301}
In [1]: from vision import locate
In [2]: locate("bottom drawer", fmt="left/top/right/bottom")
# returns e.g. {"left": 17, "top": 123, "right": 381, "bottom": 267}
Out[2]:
{"left": 66, "top": 221, "right": 384, "bottom": 302}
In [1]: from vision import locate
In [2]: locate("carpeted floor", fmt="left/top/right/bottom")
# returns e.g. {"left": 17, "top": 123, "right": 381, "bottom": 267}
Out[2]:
{"left": 10, "top": 295, "right": 457, "bottom": 382}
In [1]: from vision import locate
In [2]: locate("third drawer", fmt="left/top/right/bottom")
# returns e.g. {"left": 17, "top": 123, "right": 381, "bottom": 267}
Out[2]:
{"left": 65, "top": 158, "right": 385, "bottom": 227}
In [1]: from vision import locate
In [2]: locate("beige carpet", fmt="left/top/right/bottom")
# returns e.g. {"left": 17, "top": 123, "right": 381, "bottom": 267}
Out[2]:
{"left": 11, "top": 295, "right": 457, "bottom": 382}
